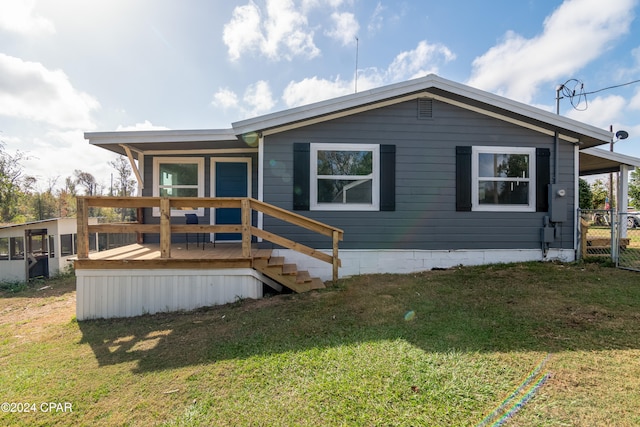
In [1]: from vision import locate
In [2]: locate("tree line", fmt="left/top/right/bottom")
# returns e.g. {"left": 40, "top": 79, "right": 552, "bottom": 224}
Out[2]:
{"left": 0, "top": 143, "right": 136, "bottom": 224}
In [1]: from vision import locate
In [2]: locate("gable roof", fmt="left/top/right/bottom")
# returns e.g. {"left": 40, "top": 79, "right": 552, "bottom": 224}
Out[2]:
{"left": 85, "top": 74, "right": 612, "bottom": 156}
{"left": 231, "top": 74, "right": 612, "bottom": 148}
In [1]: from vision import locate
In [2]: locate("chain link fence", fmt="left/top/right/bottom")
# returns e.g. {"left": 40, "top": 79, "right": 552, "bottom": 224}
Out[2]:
{"left": 578, "top": 209, "right": 640, "bottom": 271}
{"left": 616, "top": 212, "right": 640, "bottom": 271}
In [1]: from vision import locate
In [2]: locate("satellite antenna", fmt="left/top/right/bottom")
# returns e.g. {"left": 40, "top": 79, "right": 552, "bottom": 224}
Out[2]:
{"left": 615, "top": 130, "right": 629, "bottom": 140}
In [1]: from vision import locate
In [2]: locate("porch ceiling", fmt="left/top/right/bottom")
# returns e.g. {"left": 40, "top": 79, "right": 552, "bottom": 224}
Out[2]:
{"left": 580, "top": 148, "right": 640, "bottom": 176}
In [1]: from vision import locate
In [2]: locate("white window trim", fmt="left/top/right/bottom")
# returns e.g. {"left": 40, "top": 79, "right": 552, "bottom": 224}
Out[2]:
{"left": 471, "top": 146, "right": 536, "bottom": 212}
{"left": 152, "top": 157, "right": 205, "bottom": 217}
{"left": 310, "top": 143, "right": 379, "bottom": 211}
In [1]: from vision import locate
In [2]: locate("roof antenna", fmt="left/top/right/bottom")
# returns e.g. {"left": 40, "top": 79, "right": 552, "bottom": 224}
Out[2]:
{"left": 354, "top": 36, "right": 359, "bottom": 93}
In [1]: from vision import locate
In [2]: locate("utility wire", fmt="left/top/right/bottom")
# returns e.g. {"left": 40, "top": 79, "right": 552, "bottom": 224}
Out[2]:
{"left": 558, "top": 78, "right": 640, "bottom": 112}
{"left": 583, "top": 79, "right": 640, "bottom": 95}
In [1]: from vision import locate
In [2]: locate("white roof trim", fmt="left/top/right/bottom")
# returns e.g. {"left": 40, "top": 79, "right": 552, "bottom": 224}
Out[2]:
{"left": 231, "top": 74, "right": 611, "bottom": 145}
{"left": 581, "top": 147, "right": 640, "bottom": 167}
{"left": 85, "top": 128, "right": 237, "bottom": 144}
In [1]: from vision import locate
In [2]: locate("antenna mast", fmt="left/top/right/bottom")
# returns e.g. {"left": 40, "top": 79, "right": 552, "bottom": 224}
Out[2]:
{"left": 354, "top": 36, "right": 359, "bottom": 93}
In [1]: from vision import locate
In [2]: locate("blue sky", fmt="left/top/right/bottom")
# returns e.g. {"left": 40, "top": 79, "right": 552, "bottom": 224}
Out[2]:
{"left": 1, "top": 0, "right": 639, "bottom": 190}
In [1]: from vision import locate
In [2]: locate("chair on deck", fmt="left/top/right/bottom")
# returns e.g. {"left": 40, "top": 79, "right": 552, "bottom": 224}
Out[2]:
{"left": 185, "top": 214, "right": 204, "bottom": 250}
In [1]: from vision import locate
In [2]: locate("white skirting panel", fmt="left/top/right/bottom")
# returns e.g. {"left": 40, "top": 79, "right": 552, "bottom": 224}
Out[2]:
{"left": 272, "top": 248, "right": 576, "bottom": 281}
{"left": 76, "top": 268, "right": 263, "bottom": 320}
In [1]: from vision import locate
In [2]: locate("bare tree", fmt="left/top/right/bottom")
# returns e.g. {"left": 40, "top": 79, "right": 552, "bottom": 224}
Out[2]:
{"left": 0, "top": 143, "right": 29, "bottom": 222}
{"left": 108, "top": 156, "right": 137, "bottom": 197}
{"left": 109, "top": 156, "right": 137, "bottom": 221}
{"left": 74, "top": 170, "right": 97, "bottom": 196}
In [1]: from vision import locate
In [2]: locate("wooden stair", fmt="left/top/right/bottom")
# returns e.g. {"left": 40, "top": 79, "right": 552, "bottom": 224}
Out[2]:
{"left": 253, "top": 255, "right": 325, "bottom": 293}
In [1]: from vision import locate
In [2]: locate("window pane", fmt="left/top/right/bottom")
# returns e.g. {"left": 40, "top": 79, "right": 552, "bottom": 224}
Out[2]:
{"left": 49, "top": 236, "right": 55, "bottom": 258}
{"left": 60, "top": 234, "right": 73, "bottom": 257}
{"left": 0, "top": 237, "right": 8, "bottom": 260}
{"left": 479, "top": 153, "right": 529, "bottom": 178}
{"left": 159, "top": 163, "right": 198, "bottom": 186}
{"left": 30, "top": 235, "right": 47, "bottom": 255}
{"left": 10, "top": 237, "right": 24, "bottom": 260}
{"left": 318, "top": 179, "right": 372, "bottom": 204}
{"left": 159, "top": 188, "right": 199, "bottom": 197}
{"left": 318, "top": 151, "right": 372, "bottom": 176}
{"left": 478, "top": 181, "right": 529, "bottom": 205}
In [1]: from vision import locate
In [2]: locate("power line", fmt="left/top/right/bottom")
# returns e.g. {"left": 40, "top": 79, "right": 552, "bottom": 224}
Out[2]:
{"left": 557, "top": 78, "right": 640, "bottom": 112}
{"left": 583, "top": 79, "right": 640, "bottom": 96}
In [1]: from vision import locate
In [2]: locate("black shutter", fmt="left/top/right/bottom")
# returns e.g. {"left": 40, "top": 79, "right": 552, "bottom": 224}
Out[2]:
{"left": 293, "top": 143, "right": 310, "bottom": 210}
{"left": 456, "top": 146, "right": 472, "bottom": 211}
{"left": 536, "top": 148, "right": 551, "bottom": 212}
{"left": 380, "top": 145, "right": 396, "bottom": 211}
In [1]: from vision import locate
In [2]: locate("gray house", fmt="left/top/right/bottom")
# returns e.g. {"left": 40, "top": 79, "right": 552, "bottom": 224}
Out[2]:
{"left": 80, "top": 74, "right": 627, "bottom": 318}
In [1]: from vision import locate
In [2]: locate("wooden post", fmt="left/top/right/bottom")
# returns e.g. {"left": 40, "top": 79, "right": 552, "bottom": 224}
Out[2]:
{"left": 136, "top": 207, "right": 144, "bottom": 244}
{"left": 580, "top": 218, "right": 588, "bottom": 259}
{"left": 160, "top": 198, "right": 171, "bottom": 258}
{"left": 332, "top": 229, "right": 339, "bottom": 283}
{"left": 241, "top": 198, "right": 251, "bottom": 257}
{"left": 76, "top": 197, "right": 89, "bottom": 259}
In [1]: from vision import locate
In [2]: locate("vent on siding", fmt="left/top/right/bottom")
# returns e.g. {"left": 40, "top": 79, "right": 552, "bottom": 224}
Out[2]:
{"left": 417, "top": 98, "right": 433, "bottom": 119}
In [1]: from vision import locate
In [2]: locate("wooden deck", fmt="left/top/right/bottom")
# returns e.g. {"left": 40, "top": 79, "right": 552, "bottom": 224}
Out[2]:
{"left": 75, "top": 243, "right": 273, "bottom": 270}
{"left": 76, "top": 196, "right": 343, "bottom": 282}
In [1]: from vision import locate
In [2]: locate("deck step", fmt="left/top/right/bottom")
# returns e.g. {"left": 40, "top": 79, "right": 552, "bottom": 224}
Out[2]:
{"left": 268, "top": 256, "right": 285, "bottom": 267}
{"left": 295, "top": 270, "right": 311, "bottom": 283}
{"left": 253, "top": 249, "right": 272, "bottom": 260}
{"left": 253, "top": 255, "right": 324, "bottom": 293}
{"left": 309, "top": 278, "right": 325, "bottom": 290}
{"left": 282, "top": 263, "right": 297, "bottom": 275}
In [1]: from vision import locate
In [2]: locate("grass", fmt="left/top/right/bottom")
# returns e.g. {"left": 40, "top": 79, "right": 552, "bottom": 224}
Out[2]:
{"left": 1, "top": 261, "right": 640, "bottom": 426}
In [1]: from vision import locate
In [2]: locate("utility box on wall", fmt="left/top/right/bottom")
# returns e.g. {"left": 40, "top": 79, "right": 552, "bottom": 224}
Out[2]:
{"left": 548, "top": 184, "right": 567, "bottom": 222}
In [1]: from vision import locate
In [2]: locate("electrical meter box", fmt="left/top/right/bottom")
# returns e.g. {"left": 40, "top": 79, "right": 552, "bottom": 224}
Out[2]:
{"left": 548, "top": 184, "right": 567, "bottom": 222}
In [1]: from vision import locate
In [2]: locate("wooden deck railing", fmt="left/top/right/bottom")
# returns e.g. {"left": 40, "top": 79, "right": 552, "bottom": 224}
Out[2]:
{"left": 76, "top": 196, "right": 344, "bottom": 282}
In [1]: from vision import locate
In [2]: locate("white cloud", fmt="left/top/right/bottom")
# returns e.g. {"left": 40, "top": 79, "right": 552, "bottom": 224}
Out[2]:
{"left": 387, "top": 40, "right": 456, "bottom": 81}
{"left": 0, "top": 53, "right": 99, "bottom": 129}
{"left": 0, "top": 0, "right": 55, "bottom": 36}
{"left": 244, "top": 80, "right": 276, "bottom": 116}
{"left": 565, "top": 95, "right": 626, "bottom": 128}
{"left": 325, "top": 12, "right": 359, "bottom": 46}
{"left": 223, "top": 0, "right": 320, "bottom": 61}
{"left": 212, "top": 81, "right": 276, "bottom": 118}
{"left": 468, "top": 0, "right": 636, "bottom": 103}
{"left": 282, "top": 76, "right": 353, "bottom": 107}
{"left": 630, "top": 88, "right": 640, "bottom": 110}
{"left": 115, "top": 121, "right": 170, "bottom": 131}
{"left": 281, "top": 40, "right": 455, "bottom": 107}
{"left": 212, "top": 88, "right": 240, "bottom": 110}
{"left": 15, "top": 130, "right": 118, "bottom": 189}
{"left": 301, "top": 0, "right": 351, "bottom": 12}
{"left": 367, "top": 2, "right": 385, "bottom": 34}
{"left": 222, "top": 2, "right": 264, "bottom": 62}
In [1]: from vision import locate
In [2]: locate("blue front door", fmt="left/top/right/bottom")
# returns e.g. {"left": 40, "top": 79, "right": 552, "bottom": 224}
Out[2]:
{"left": 215, "top": 161, "right": 248, "bottom": 241}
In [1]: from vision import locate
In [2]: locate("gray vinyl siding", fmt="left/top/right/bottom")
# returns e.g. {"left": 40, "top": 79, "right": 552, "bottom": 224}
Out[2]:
{"left": 262, "top": 99, "right": 575, "bottom": 251}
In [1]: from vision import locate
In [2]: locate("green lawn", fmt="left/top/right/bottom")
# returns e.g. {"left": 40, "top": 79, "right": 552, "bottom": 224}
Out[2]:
{"left": 1, "top": 261, "right": 640, "bottom": 426}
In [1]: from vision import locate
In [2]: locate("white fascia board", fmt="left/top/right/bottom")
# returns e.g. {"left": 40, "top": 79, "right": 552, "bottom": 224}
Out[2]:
{"left": 84, "top": 128, "right": 237, "bottom": 144}
{"left": 231, "top": 74, "right": 611, "bottom": 145}
{"left": 581, "top": 147, "right": 640, "bottom": 167}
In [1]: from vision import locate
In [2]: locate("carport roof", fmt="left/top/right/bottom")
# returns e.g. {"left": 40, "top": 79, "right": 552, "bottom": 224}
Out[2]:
{"left": 580, "top": 148, "right": 640, "bottom": 176}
